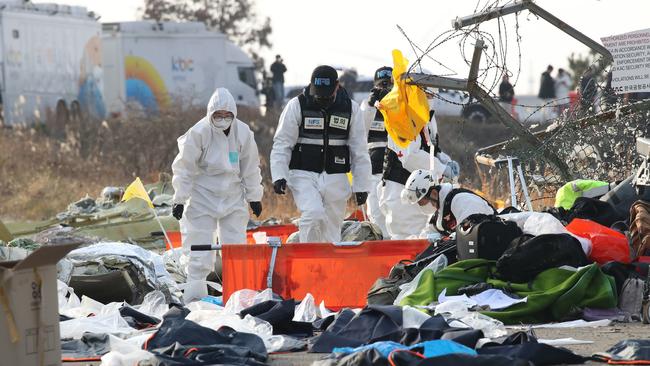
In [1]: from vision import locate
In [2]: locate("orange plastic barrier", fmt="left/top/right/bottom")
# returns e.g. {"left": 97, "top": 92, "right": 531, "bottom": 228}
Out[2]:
{"left": 166, "top": 231, "right": 182, "bottom": 249}
{"left": 566, "top": 218, "right": 631, "bottom": 264}
{"left": 165, "top": 224, "right": 299, "bottom": 250}
{"left": 246, "top": 224, "right": 298, "bottom": 244}
{"left": 222, "top": 239, "right": 430, "bottom": 310}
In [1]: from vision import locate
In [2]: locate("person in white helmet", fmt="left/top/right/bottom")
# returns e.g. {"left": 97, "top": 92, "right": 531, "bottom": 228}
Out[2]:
{"left": 402, "top": 169, "right": 496, "bottom": 235}
{"left": 379, "top": 111, "right": 459, "bottom": 239}
{"left": 358, "top": 66, "right": 393, "bottom": 237}
{"left": 270, "top": 65, "right": 371, "bottom": 243}
{"left": 171, "top": 87, "right": 263, "bottom": 303}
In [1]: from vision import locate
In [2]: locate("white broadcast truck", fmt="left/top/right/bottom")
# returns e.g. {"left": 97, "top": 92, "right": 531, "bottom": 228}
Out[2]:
{"left": 101, "top": 21, "right": 260, "bottom": 117}
{"left": 0, "top": 1, "right": 104, "bottom": 126}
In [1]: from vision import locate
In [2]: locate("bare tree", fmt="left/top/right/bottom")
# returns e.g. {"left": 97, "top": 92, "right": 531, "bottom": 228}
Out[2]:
{"left": 141, "top": 0, "right": 272, "bottom": 71}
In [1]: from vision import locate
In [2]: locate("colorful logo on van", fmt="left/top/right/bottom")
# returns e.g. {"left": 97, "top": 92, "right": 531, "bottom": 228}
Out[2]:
{"left": 172, "top": 57, "right": 194, "bottom": 72}
{"left": 125, "top": 56, "right": 170, "bottom": 112}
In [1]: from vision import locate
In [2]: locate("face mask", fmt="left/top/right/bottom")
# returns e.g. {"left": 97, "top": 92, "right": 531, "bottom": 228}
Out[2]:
{"left": 211, "top": 116, "right": 233, "bottom": 130}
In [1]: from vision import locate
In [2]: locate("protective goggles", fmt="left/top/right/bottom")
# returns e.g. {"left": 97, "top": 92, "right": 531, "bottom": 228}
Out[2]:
{"left": 375, "top": 69, "right": 393, "bottom": 79}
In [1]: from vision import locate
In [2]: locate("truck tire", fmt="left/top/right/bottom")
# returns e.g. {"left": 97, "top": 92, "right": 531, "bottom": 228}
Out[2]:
{"left": 462, "top": 104, "right": 491, "bottom": 124}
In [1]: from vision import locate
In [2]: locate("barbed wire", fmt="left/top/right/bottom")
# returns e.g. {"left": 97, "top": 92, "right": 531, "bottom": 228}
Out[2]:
{"left": 394, "top": 0, "right": 650, "bottom": 208}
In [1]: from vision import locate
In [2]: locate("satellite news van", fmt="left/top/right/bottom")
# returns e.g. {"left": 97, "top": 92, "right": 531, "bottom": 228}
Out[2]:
{"left": 101, "top": 21, "right": 260, "bottom": 117}
{"left": 0, "top": 1, "right": 103, "bottom": 126}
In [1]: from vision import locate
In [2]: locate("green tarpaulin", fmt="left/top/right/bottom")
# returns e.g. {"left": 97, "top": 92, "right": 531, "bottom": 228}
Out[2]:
{"left": 399, "top": 259, "right": 617, "bottom": 324}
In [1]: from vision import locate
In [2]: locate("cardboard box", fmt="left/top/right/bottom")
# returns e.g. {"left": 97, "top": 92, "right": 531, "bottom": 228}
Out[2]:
{"left": 0, "top": 243, "right": 80, "bottom": 366}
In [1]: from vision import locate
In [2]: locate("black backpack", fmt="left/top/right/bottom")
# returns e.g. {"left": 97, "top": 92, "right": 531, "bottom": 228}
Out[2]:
{"left": 367, "top": 239, "right": 457, "bottom": 305}
{"left": 455, "top": 214, "right": 523, "bottom": 261}
{"left": 496, "top": 234, "right": 591, "bottom": 283}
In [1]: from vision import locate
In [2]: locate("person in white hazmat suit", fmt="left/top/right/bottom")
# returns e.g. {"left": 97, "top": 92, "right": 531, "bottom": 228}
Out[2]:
{"left": 270, "top": 65, "right": 372, "bottom": 243}
{"left": 379, "top": 111, "right": 459, "bottom": 239}
{"left": 402, "top": 169, "right": 496, "bottom": 234}
{"left": 359, "top": 66, "right": 393, "bottom": 237}
{"left": 171, "top": 87, "right": 263, "bottom": 302}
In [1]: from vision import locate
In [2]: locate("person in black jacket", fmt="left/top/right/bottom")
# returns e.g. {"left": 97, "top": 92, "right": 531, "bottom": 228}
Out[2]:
{"left": 498, "top": 74, "right": 514, "bottom": 103}
{"left": 270, "top": 55, "right": 287, "bottom": 108}
{"left": 538, "top": 65, "right": 556, "bottom": 99}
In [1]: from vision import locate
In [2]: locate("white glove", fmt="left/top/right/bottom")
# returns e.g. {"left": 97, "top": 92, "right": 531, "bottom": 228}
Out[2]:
{"left": 443, "top": 160, "right": 460, "bottom": 179}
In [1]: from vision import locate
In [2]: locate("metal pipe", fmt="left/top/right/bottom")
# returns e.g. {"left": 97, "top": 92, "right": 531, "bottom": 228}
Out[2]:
{"left": 507, "top": 157, "right": 518, "bottom": 208}
{"left": 453, "top": 0, "right": 613, "bottom": 63}
{"left": 516, "top": 163, "right": 534, "bottom": 211}
{"left": 404, "top": 73, "right": 468, "bottom": 91}
{"left": 526, "top": 1, "right": 613, "bottom": 63}
{"left": 452, "top": 1, "right": 528, "bottom": 29}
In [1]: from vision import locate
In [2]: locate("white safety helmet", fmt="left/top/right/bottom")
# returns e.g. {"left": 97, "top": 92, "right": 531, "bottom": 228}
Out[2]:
{"left": 401, "top": 169, "right": 436, "bottom": 204}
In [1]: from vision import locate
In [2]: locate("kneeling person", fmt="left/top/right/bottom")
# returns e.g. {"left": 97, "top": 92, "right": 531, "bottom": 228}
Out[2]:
{"left": 402, "top": 169, "right": 496, "bottom": 234}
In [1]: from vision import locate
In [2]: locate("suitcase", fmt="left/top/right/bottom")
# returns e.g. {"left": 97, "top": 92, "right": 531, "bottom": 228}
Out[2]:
{"left": 455, "top": 215, "right": 523, "bottom": 261}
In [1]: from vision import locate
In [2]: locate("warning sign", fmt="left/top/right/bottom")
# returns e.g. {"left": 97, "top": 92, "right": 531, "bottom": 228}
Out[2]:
{"left": 601, "top": 29, "right": 650, "bottom": 94}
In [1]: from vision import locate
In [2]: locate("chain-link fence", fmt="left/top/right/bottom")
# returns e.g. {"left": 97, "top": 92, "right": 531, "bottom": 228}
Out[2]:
{"left": 475, "top": 98, "right": 650, "bottom": 209}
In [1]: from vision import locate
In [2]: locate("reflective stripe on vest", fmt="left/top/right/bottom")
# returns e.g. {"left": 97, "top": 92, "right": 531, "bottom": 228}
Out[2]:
{"left": 297, "top": 137, "right": 348, "bottom": 146}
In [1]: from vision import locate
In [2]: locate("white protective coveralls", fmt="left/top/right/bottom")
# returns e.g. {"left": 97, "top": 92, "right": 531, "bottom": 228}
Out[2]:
{"left": 359, "top": 98, "right": 388, "bottom": 237}
{"left": 430, "top": 183, "right": 497, "bottom": 232}
{"left": 172, "top": 88, "right": 263, "bottom": 301}
{"left": 380, "top": 115, "right": 452, "bottom": 239}
{"left": 270, "top": 96, "right": 372, "bottom": 243}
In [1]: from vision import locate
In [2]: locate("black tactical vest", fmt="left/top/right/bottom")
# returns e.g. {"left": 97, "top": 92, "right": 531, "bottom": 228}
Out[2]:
{"left": 368, "top": 110, "right": 388, "bottom": 175}
{"left": 382, "top": 129, "right": 431, "bottom": 185}
{"left": 289, "top": 88, "right": 352, "bottom": 174}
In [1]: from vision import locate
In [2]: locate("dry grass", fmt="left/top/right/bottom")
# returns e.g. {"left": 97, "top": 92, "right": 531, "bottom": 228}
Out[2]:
{"left": 0, "top": 107, "right": 298, "bottom": 221}
{"left": 0, "top": 111, "right": 514, "bottom": 222}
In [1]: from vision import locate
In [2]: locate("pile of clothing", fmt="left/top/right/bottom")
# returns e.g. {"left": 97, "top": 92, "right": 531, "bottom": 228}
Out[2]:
{"left": 57, "top": 284, "right": 593, "bottom": 366}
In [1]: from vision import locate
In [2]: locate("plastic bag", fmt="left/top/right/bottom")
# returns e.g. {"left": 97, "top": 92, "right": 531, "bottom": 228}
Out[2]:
{"left": 57, "top": 280, "right": 81, "bottom": 314}
{"left": 186, "top": 310, "right": 278, "bottom": 351}
{"left": 319, "top": 300, "right": 334, "bottom": 319}
{"left": 224, "top": 288, "right": 275, "bottom": 314}
{"left": 100, "top": 335, "right": 156, "bottom": 366}
{"left": 293, "top": 293, "right": 318, "bottom": 322}
{"left": 378, "top": 49, "right": 430, "bottom": 148}
{"left": 267, "top": 335, "right": 307, "bottom": 353}
{"left": 394, "top": 254, "right": 447, "bottom": 305}
{"left": 402, "top": 306, "right": 431, "bottom": 328}
{"left": 60, "top": 312, "right": 134, "bottom": 339}
{"left": 434, "top": 299, "right": 506, "bottom": 338}
{"left": 135, "top": 291, "right": 169, "bottom": 319}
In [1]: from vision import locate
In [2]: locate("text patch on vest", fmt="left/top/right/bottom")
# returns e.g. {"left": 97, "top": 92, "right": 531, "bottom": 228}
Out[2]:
{"left": 304, "top": 117, "right": 325, "bottom": 129}
{"left": 369, "top": 120, "right": 385, "bottom": 132}
{"left": 330, "top": 115, "right": 349, "bottom": 130}
{"left": 334, "top": 156, "right": 347, "bottom": 165}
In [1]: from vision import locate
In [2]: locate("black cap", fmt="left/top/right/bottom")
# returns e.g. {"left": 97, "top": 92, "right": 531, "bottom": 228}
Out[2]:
{"left": 374, "top": 66, "right": 393, "bottom": 82}
{"left": 309, "top": 65, "right": 338, "bottom": 97}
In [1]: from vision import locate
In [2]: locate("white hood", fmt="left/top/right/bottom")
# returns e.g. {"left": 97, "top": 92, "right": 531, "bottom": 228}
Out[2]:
{"left": 207, "top": 87, "right": 237, "bottom": 120}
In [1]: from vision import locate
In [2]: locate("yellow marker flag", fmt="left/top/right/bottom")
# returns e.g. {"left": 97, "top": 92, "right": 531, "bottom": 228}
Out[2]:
{"left": 378, "top": 49, "right": 430, "bottom": 148}
{"left": 122, "top": 177, "right": 154, "bottom": 208}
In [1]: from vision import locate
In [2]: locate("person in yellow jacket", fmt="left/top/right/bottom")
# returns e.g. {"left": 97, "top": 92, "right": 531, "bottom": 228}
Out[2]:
{"left": 555, "top": 179, "right": 615, "bottom": 210}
